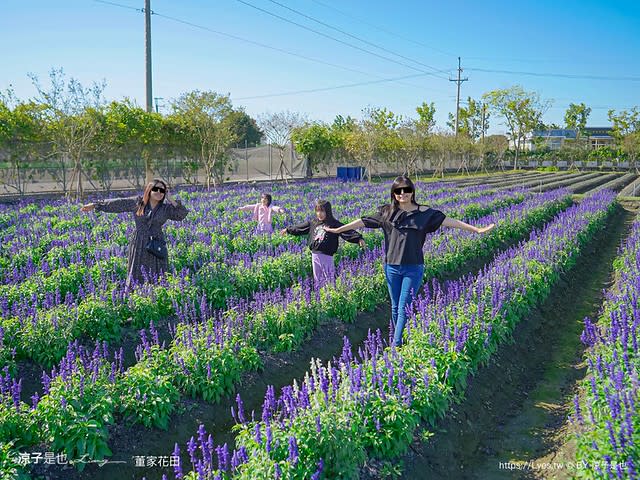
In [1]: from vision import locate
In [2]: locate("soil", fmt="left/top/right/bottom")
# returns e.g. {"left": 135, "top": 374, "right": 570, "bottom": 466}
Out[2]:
{"left": 390, "top": 201, "right": 639, "bottom": 480}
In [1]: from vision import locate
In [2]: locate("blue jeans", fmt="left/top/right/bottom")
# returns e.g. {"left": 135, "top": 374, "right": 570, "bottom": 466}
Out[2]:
{"left": 384, "top": 264, "right": 424, "bottom": 346}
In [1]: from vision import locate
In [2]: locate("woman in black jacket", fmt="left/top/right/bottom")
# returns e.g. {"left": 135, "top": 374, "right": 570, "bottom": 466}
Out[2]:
{"left": 281, "top": 200, "right": 365, "bottom": 289}
{"left": 81, "top": 178, "right": 188, "bottom": 290}
{"left": 325, "top": 176, "right": 495, "bottom": 346}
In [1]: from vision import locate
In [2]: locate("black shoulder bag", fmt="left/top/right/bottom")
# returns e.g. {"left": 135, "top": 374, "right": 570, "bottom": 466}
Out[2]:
{"left": 145, "top": 236, "right": 168, "bottom": 259}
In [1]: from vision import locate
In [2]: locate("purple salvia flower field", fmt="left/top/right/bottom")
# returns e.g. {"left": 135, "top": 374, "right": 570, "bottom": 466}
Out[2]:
{"left": 1, "top": 176, "right": 638, "bottom": 479}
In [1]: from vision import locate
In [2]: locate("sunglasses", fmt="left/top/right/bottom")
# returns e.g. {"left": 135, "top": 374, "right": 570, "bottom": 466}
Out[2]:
{"left": 393, "top": 187, "right": 414, "bottom": 195}
{"left": 151, "top": 186, "right": 166, "bottom": 194}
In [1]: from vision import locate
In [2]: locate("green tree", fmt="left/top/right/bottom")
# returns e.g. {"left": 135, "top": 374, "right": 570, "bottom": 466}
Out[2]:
{"left": 99, "top": 99, "right": 165, "bottom": 189}
{"left": 395, "top": 120, "right": 424, "bottom": 178}
{"left": 480, "top": 134, "right": 509, "bottom": 172}
{"left": 430, "top": 133, "right": 458, "bottom": 178}
{"left": 369, "top": 107, "right": 403, "bottom": 172}
{"left": 343, "top": 106, "right": 401, "bottom": 182}
{"left": 291, "top": 122, "right": 337, "bottom": 177}
{"left": 483, "top": 86, "right": 551, "bottom": 170}
{"left": 447, "top": 97, "right": 489, "bottom": 141}
{"left": 0, "top": 93, "right": 47, "bottom": 195}
{"left": 557, "top": 138, "right": 590, "bottom": 170}
{"left": 608, "top": 107, "right": 640, "bottom": 142}
{"left": 622, "top": 132, "right": 640, "bottom": 172}
{"left": 564, "top": 102, "right": 591, "bottom": 136}
{"left": 332, "top": 114, "right": 357, "bottom": 132}
{"left": 415, "top": 102, "right": 436, "bottom": 133}
{"left": 170, "top": 90, "right": 237, "bottom": 189}
{"left": 225, "top": 110, "right": 263, "bottom": 147}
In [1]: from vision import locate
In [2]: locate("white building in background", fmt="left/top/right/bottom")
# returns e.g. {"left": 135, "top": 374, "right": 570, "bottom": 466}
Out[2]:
{"left": 583, "top": 127, "right": 616, "bottom": 149}
{"left": 522, "top": 127, "right": 615, "bottom": 151}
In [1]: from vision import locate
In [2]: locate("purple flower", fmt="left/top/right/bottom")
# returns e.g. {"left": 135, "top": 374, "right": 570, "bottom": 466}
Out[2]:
{"left": 310, "top": 458, "right": 324, "bottom": 480}
{"left": 173, "top": 443, "right": 183, "bottom": 479}
{"left": 236, "top": 393, "right": 246, "bottom": 424}
{"left": 288, "top": 436, "right": 299, "bottom": 465}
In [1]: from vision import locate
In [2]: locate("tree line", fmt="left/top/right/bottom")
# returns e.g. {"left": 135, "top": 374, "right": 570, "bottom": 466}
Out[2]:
{"left": 1, "top": 69, "right": 639, "bottom": 198}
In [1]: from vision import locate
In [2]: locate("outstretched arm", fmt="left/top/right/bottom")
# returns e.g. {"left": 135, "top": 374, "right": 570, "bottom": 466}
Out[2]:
{"left": 441, "top": 217, "right": 495, "bottom": 234}
{"left": 272, "top": 206, "right": 286, "bottom": 214}
{"left": 82, "top": 197, "right": 138, "bottom": 214}
{"left": 339, "top": 230, "right": 366, "bottom": 249}
{"left": 324, "top": 219, "right": 365, "bottom": 234}
{"left": 280, "top": 221, "right": 311, "bottom": 236}
{"left": 237, "top": 204, "right": 256, "bottom": 212}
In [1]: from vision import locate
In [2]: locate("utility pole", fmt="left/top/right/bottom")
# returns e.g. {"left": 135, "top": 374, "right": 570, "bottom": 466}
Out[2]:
{"left": 144, "top": 0, "right": 153, "bottom": 113}
{"left": 449, "top": 57, "right": 468, "bottom": 136}
{"left": 153, "top": 97, "right": 163, "bottom": 113}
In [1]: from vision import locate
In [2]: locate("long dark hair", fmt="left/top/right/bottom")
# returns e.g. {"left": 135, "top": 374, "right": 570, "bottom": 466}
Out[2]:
{"left": 315, "top": 199, "right": 336, "bottom": 223}
{"left": 381, "top": 176, "right": 419, "bottom": 220}
{"left": 137, "top": 178, "right": 167, "bottom": 216}
{"left": 261, "top": 193, "right": 272, "bottom": 207}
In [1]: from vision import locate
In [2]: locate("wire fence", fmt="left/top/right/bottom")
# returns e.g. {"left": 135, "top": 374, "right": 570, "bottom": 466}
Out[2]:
{"left": 0, "top": 145, "right": 485, "bottom": 198}
{"left": 0, "top": 145, "right": 309, "bottom": 197}
{"left": 7, "top": 144, "right": 601, "bottom": 199}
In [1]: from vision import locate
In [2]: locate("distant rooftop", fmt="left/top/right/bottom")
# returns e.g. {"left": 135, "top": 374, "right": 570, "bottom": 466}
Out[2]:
{"left": 533, "top": 127, "right": 613, "bottom": 138}
{"left": 533, "top": 129, "right": 577, "bottom": 138}
{"left": 583, "top": 127, "right": 614, "bottom": 136}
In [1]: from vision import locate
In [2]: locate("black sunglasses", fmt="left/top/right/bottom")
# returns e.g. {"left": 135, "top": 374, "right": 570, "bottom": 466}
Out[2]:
{"left": 393, "top": 186, "right": 414, "bottom": 195}
{"left": 151, "top": 186, "right": 166, "bottom": 194}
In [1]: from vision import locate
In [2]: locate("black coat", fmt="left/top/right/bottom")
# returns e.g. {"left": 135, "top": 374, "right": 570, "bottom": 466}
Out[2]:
{"left": 95, "top": 196, "right": 188, "bottom": 288}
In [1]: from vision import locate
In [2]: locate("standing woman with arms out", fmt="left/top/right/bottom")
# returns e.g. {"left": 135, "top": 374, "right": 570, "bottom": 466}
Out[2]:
{"left": 81, "top": 179, "right": 189, "bottom": 290}
{"left": 324, "top": 176, "right": 495, "bottom": 347}
{"left": 237, "top": 193, "right": 286, "bottom": 234}
{"left": 280, "top": 200, "right": 365, "bottom": 289}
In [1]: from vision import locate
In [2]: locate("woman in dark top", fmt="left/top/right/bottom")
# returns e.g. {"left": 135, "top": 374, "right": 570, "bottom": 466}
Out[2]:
{"left": 81, "top": 178, "right": 189, "bottom": 290}
{"left": 325, "top": 176, "right": 495, "bottom": 346}
{"left": 281, "top": 199, "right": 365, "bottom": 289}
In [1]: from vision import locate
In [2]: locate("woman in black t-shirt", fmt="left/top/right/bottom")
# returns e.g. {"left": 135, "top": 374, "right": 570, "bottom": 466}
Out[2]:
{"left": 325, "top": 176, "right": 495, "bottom": 346}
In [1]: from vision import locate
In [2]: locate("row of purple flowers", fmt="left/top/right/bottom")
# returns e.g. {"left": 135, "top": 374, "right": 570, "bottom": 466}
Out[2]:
{"left": 168, "top": 189, "right": 618, "bottom": 479}
{"left": 571, "top": 213, "right": 640, "bottom": 479}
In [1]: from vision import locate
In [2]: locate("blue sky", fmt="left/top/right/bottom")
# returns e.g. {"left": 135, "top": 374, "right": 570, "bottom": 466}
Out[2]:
{"left": 2, "top": 0, "right": 639, "bottom": 134}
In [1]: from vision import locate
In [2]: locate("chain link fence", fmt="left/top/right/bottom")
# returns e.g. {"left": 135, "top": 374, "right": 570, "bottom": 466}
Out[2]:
{"left": 0, "top": 145, "right": 498, "bottom": 199}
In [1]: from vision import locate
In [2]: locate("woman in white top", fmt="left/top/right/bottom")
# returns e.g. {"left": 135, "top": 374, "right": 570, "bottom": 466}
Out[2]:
{"left": 238, "top": 193, "right": 286, "bottom": 234}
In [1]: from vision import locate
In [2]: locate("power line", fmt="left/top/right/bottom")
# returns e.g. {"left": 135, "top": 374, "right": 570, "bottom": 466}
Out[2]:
{"left": 467, "top": 67, "right": 640, "bottom": 82}
{"left": 466, "top": 55, "right": 578, "bottom": 64}
{"left": 264, "top": 0, "right": 449, "bottom": 76}
{"left": 309, "top": 0, "right": 457, "bottom": 58}
{"left": 92, "top": 0, "right": 449, "bottom": 93}
{"left": 91, "top": 1, "right": 637, "bottom": 109}
{"left": 234, "top": 0, "right": 450, "bottom": 80}
{"left": 93, "top": 0, "right": 141, "bottom": 12}
{"left": 152, "top": 11, "right": 449, "bottom": 94}
{"left": 152, "top": 11, "right": 376, "bottom": 77}
{"left": 234, "top": 72, "right": 445, "bottom": 100}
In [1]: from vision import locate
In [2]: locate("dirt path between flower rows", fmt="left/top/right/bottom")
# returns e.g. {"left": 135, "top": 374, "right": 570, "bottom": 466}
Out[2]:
{"left": 393, "top": 202, "right": 639, "bottom": 480}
